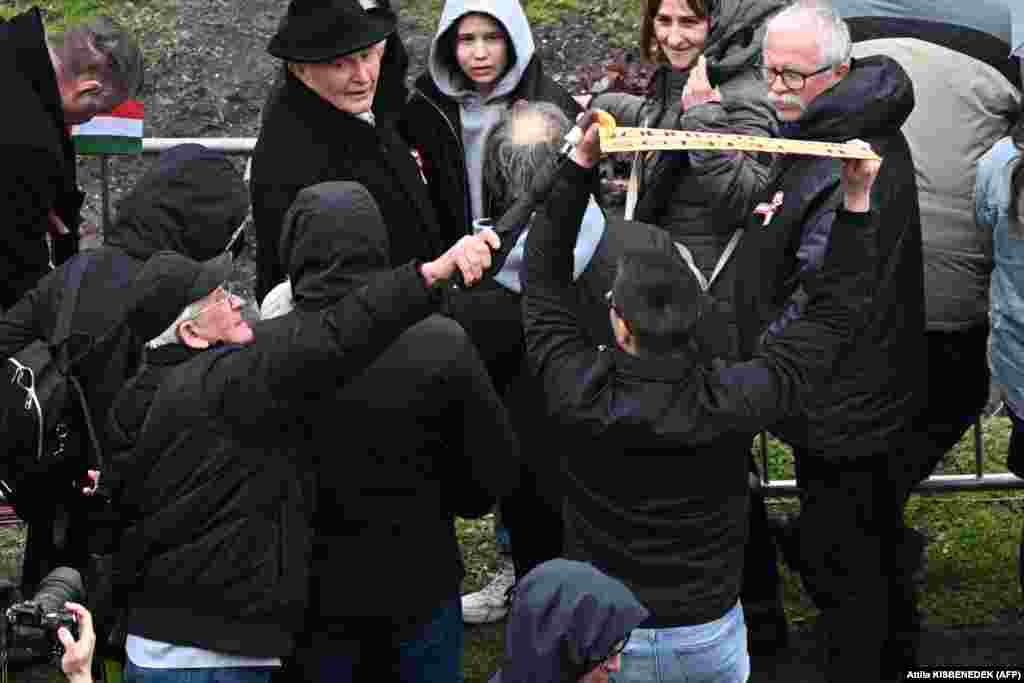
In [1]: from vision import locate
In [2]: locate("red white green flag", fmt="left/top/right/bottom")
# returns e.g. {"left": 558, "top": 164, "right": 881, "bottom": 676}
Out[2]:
{"left": 71, "top": 99, "right": 144, "bottom": 155}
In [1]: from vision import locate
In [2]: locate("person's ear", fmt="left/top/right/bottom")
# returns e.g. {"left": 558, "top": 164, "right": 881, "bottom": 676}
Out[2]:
{"left": 610, "top": 308, "right": 636, "bottom": 354}
{"left": 73, "top": 78, "right": 103, "bottom": 101}
{"left": 177, "top": 319, "right": 210, "bottom": 350}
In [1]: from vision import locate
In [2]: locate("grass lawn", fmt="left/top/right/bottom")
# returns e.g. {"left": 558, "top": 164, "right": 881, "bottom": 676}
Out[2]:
{"left": 458, "top": 416, "right": 1024, "bottom": 683}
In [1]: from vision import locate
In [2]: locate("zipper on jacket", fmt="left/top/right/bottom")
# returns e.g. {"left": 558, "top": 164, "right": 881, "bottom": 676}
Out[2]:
{"left": 412, "top": 88, "right": 473, "bottom": 234}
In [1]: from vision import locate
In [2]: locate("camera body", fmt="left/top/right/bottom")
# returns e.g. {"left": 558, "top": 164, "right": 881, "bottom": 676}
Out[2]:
{"left": 5, "top": 598, "right": 79, "bottom": 660}
{"left": 2, "top": 567, "right": 83, "bottom": 664}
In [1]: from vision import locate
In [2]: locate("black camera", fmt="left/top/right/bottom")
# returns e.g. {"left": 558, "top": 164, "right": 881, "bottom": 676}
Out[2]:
{"left": 3, "top": 567, "right": 83, "bottom": 664}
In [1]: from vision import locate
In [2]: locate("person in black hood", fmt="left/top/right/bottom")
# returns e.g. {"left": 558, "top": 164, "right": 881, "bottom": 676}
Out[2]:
{"left": 732, "top": 1, "right": 926, "bottom": 680}
{"left": 0, "top": 8, "right": 143, "bottom": 311}
{"left": 0, "top": 143, "right": 248, "bottom": 592}
{"left": 490, "top": 559, "right": 649, "bottom": 683}
{"left": 266, "top": 181, "right": 519, "bottom": 683}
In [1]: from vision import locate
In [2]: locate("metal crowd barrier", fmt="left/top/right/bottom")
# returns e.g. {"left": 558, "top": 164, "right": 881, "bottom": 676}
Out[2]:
{"left": 92, "top": 141, "right": 1024, "bottom": 498}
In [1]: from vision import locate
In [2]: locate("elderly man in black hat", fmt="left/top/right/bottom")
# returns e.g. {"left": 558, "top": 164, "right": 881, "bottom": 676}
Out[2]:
{"left": 106, "top": 195, "right": 495, "bottom": 682}
{"left": 252, "top": 0, "right": 477, "bottom": 303}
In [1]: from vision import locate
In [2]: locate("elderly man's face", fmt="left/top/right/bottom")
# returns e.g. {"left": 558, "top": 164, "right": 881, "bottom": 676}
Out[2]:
{"left": 185, "top": 285, "right": 254, "bottom": 347}
{"left": 293, "top": 41, "right": 386, "bottom": 115}
{"left": 762, "top": 20, "right": 846, "bottom": 122}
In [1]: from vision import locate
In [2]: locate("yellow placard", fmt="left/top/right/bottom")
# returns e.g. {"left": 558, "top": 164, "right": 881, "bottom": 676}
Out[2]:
{"left": 597, "top": 126, "right": 881, "bottom": 160}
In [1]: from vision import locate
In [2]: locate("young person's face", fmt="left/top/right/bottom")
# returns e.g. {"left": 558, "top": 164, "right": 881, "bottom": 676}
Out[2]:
{"left": 653, "top": 0, "right": 708, "bottom": 70}
{"left": 454, "top": 13, "right": 509, "bottom": 96}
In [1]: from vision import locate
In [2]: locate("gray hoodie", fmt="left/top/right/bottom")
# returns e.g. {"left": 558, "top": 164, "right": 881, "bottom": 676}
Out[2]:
{"left": 428, "top": 0, "right": 536, "bottom": 222}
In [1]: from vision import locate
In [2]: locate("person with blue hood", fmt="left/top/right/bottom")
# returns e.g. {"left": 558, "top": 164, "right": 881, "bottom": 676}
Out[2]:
{"left": 490, "top": 560, "right": 649, "bottom": 683}
{"left": 0, "top": 143, "right": 249, "bottom": 593}
{"left": 401, "top": 0, "right": 583, "bottom": 250}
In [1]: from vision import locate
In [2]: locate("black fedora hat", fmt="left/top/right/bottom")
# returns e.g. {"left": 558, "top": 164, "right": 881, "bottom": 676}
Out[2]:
{"left": 268, "top": 0, "right": 397, "bottom": 63}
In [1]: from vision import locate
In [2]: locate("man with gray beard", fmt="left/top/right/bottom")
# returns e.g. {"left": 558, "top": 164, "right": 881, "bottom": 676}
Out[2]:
{"left": 732, "top": 1, "right": 926, "bottom": 680}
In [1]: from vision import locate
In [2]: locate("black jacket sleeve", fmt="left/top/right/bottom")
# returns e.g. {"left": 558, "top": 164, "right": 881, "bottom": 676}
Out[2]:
{"left": 0, "top": 265, "right": 61, "bottom": 358}
{"left": 522, "top": 160, "right": 598, "bottom": 420}
{"left": 697, "top": 208, "right": 879, "bottom": 438}
{"left": 211, "top": 262, "right": 440, "bottom": 429}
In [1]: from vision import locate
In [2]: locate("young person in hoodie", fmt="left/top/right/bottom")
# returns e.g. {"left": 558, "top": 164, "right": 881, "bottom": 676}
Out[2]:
{"left": 263, "top": 181, "right": 519, "bottom": 683}
{"left": 0, "top": 143, "right": 249, "bottom": 593}
{"left": 402, "top": 0, "right": 582, "bottom": 249}
{"left": 400, "top": 0, "right": 583, "bottom": 627}
{"left": 732, "top": 2, "right": 926, "bottom": 679}
{"left": 489, "top": 559, "right": 649, "bottom": 683}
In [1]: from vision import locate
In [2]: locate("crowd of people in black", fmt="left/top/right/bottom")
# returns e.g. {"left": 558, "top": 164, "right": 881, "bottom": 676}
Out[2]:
{"left": 0, "top": 0, "right": 1022, "bottom": 682}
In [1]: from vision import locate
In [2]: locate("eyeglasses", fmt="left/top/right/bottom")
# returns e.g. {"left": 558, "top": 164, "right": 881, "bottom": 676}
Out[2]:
{"left": 756, "top": 61, "right": 834, "bottom": 91}
{"left": 190, "top": 281, "right": 247, "bottom": 320}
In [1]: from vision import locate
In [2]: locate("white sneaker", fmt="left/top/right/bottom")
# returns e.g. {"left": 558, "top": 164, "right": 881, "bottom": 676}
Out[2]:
{"left": 462, "top": 557, "right": 515, "bottom": 624}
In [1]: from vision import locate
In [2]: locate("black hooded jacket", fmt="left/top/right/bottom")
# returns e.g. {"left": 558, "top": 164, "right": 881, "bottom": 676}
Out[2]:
{"left": 734, "top": 55, "right": 927, "bottom": 458}
{"left": 277, "top": 182, "right": 520, "bottom": 629}
{"left": 0, "top": 144, "right": 249, "bottom": 452}
{"left": 107, "top": 188, "right": 444, "bottom": 655}
{"left": 0, "top": 8, "right": 85, "bottom": 310}
{"left": 490, "top": 559, "right": 649, "bottom": 683}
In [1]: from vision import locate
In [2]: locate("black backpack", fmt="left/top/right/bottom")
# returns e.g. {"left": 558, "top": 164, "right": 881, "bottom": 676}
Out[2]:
{"left": 0, "top": 254, "right": 109, "bottom": 520}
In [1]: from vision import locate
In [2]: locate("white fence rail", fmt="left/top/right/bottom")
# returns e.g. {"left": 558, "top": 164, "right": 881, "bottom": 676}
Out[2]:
{"left": 93, "top": 140, "right": 1024, "bottom": 497}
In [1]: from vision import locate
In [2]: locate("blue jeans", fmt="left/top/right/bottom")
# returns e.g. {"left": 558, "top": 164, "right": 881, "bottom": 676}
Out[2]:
{"left": 612, "top": 601, "right": 749, "bottom": 683}
{"left": 124, "top": 662, "right": 275, "bottom": 683}
{"left": 297, "top": 595, "right": 464, "bottom": 683}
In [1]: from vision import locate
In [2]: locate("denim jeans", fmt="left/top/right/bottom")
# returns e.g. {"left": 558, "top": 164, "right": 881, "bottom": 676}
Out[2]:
{"left": 124, "top": 662, "right": 275, "bottom": 683}
{"left": 296, "top": 595, "right": 464, "bottom": 683}
{"left": 612, "top": 601, "right": 749, "bottom": 683}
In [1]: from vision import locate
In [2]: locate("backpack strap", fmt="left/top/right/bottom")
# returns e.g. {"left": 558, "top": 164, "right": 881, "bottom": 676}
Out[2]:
{"left": 674, "top": 228, "right": 745, "bottom": 293}
{"left": 49, "top": 254, "right": 108, "bottom": 475}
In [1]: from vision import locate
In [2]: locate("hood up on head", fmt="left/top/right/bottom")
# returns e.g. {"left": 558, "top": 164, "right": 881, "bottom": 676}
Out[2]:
{"left": 280, "top": 181, "right": 390, "bottom": 311}
{"left": 104, "top": 144, "right": 250, "bottom": 262}
{"left": 703, "top": 0, "right": 790, "bottom": 85}
{"left": 491, "top": 559, "right": 649, "bottom": 683}
{"left": 428, "top": 0, "right": 536, "bottom": 102}
{"left": 789, "top": 54, "right": 916, "bottom": 142}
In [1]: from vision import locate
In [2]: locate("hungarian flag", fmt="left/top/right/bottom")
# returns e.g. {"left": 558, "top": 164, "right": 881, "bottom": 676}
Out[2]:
{"left": 71, "top": 99, "right": 144, "bottom": 155}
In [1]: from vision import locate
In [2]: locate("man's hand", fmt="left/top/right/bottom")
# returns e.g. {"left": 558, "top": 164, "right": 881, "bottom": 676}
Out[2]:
{"left": 420, "top": 230, "right": 501, "bottom": 287}
{"left": 568, "top": 110, "right": 605, "bottom": 170}
{"left": 840, "top": 140, "right": 881, "bottom": 213}
{"left": 58, "top": 602, "right": 95, "bottom": 683}
{"left": 681, "top": 56, "right": 722, "bottom": 111}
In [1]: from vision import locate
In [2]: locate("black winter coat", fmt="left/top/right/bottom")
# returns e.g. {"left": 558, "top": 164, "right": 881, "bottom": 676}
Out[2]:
{"left": 401, "top": 57, "right": 583, "bottom": 246}
{"left": 523, "top": 159, "right": 877, "bottom": 627}
{"left": 252, "top": 72, "right": 445, "bottom": 301}
{"left": 733, "top": 55, "right": 927, "bottom": 459}
{"left": 277, "top": 181, "right": 521, "bottom": 628}
{"left": 108, "top": 263, "right": 441, "bottom": 657}
{"left": 0, "top": 9, "right": 84, "bottom": 311}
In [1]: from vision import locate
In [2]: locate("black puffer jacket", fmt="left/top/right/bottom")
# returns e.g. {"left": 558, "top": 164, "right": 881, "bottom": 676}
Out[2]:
{"left": 523, "top": 159, "right": 878, "bottom": 627}
{"left": 278, "top": 182, "right": 521, "bottom": 628}
{"left": 108, "top": 241, "right": 441, "bottom": 656}
{"left": 0, "top": 8, "right": 84, "bottom": 310}
{"left": 402, "top": 57, "right": 582, "bottom": 247}
{"left": 734, "top": 55, "right": 927, "bottom": 459}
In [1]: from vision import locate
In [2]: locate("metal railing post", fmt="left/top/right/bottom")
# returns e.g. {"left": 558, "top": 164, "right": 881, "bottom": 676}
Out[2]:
{"left": 100, "top": 154, "right": 111, "bottom": 232}
{"left": 974, "top": 414, "right": 985, "bottom": 479}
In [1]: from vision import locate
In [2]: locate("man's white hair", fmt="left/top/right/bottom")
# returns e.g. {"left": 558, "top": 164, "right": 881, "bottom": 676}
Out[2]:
{"left": 767, "top": 0, "right": 852, "bottom": 69}
{"left": 146, "top": 301, "right": 201, "bottom": 349}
